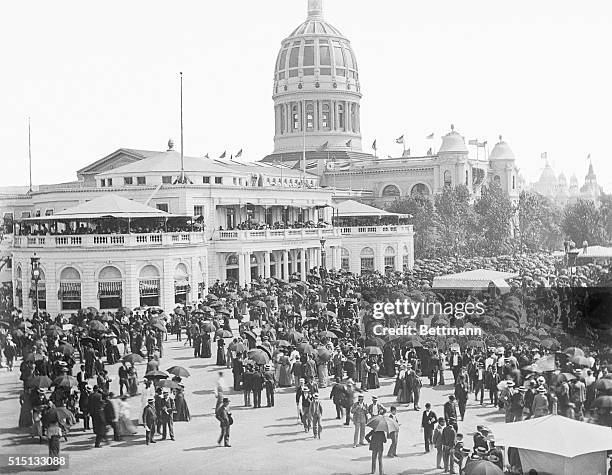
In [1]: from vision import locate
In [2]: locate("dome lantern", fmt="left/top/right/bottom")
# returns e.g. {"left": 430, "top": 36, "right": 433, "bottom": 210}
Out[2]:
{"left": 307, "top": 0, "right": 324, "bottom": 20}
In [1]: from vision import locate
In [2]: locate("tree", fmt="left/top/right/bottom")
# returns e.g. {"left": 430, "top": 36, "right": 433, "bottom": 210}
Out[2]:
{"left": 434, "top": 185, "right": 475, "bottom": 258}
{"left": 473, "top": 183, "right": 515, "bottom": 255}
{"left": 562, "top": 199, "right": 607, "bottom": 246}
{"left": 386, "top": 194, "right": 437, "bottom": 257}
{"left": 517, "top": 191, "right": 563, "bottom": 252}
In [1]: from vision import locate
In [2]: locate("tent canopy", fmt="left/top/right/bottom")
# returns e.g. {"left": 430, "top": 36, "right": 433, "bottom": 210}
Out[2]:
{"left": 432, "top": 269, "right": 518, "bottom": 290}
{"left": 22, "top": 194, "right": 176, "bottom": 220}
{"left": 490, "top": 414, "right": 612, "bottom": 458}
{"left": 576, "top": 245, "right": 612, "bottom": 259}
{"left": 334, "top": 200, "right": 406, "bottom": 218}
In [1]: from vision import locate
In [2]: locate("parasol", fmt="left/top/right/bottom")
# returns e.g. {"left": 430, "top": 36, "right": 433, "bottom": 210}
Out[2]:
{"left": 594, "top": 378, "right": 612, "bottom": 393}
{"left": 563, "top": 347, "right": 585, "bottom": 358}
{"left": 464, "top": 460, "right": 504, "bottom": 475}
{"left": 155, "top": 379, "right": 181, "bottom": 390}
{"left": 52, "top": 375, "right": 78, "bottom": 388}
{"left": 317, "top": 348, "right": 332, "bottom": 362}
{"left": 234, "top": 342, "right": 247, "bottom": 354}
{"left": 365, "top": 346, "right": 383, "bottom": 356}
{"left": 121, "top": 353, "right": 144, "bottom": 364}
{"left": 89, "top": 321, "right": 106, "bottom": 332}
{"left": 318, "top": 330, "right": 337, "bottom": 339}
{"left": 27, "top": 375, "right": 53, "bottom": 389}
{"left": 57, "top": 343, "right": 75, "bottom": 356}
{"left": 216, "top": 329, "right": 233, "bottom": 339}
{"left": 201, "top": 321, "right": 215, "bottom": 332}
{"left": 145, "top": 370, "right": 169, "bottom": 379}
{"left": 247, "top": 349, "right": 271, "bottom": 365}
{"left": 366, "top": 415, "right": 399, "bottom": 434}
{"left": 166, "top": 366, "right": 191, "bottom": 378}
{"left": 243, "top": 330, "right": 257, "bottom": 342}
{"left": 297, "top": 341, "right": 314, "bottom": 354}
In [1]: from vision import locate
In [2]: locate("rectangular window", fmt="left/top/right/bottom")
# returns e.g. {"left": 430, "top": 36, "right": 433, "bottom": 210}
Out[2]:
{"left": 124, "top": 177, "right": 133, "bottom": 185}
{"left": 361, "top": 257, "right": 375, "bottom": 273}
{"left": 21, "top": 212, "right": 31, "bottom": 219}
{"left": 303, "top": 68, "right": 314, "bottom": 76}
{"left": 100, "top": 179, "right": 106, "bottom": 187}
{"left": 162, "top": 176, "right": 172, "bottom": 184}
{"left": 45, "top": 209, "right": 53, "bottom": 216}
{"left": 278, "top": 49, "right": 287, "bottom": 70}
{"left": 288, "top": 69, "right": 298, "bottom": 78}
{"left": 215, "top": 177, "right": 222, "bottom": 184}
{"left": 203, "top": 176, "right": 210, "bottom": 184}
{"left": 320, "top": 67, "right": 331, "bottom": 75}
{"left": 384, "top": 256, "right": 395, "bottom": 268}
{"left": 265, "top": 208, "right": 273, "bottom": 226}
{"left": 226, "top": 208, "right": 236, "bottom": 229}
{"left": 137, "top": 176, "right": 146, "bottom": 185}
{"left": 193, "top": 205, "right": 203, "bottom": 217}
{"left": 35, "top": 210, "right": 41, "bottom": 217}
{"left": 334, "top": 46, "right": 344, "bottom": 66}
{"left": 156, "top": 203, "right": 169, "bottom": 212}
{"left": 289, "top": 47, "right": 300, "bottom": 68}
{"left": 303, "top": 45, "right": 314, "bottom": 66}
{"left": 107, "top": 178, "right": 113, "bottom": 187}
{"left": 319, "top": 45, "right": 331, "bottom": 65}
{"left": 233, "top": 177, "right": 237, "bottom": 185}
{"left": 336, "top": 68, "right": 345, "bottom": 77}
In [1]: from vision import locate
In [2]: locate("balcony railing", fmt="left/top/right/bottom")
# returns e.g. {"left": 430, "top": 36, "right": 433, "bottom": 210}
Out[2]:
{"left": 13, "top": 232, "right": 206, "bottom": 249}
{"left": 212, "top": 225, "right": 413, "bottom": 241}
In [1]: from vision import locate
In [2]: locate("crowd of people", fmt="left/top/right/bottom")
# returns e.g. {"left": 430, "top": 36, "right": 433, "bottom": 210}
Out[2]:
{"left": 219, "top": 219, "right": 331, "bottom": 231}
{"left": 1, "top": 251, "right": 611, "bottom": 473}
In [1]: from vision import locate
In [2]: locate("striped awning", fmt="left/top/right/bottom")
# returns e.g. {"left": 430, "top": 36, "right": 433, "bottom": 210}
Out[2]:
{"left": 58, "top": 282, "right": 81, "bottom": 300}
{"left": 139, "top": 279, "right": 160, "bottom": 297}
{"left": 174, "top": 281, "right": 190, "bottom": 294}
{"left": 98, "top": 281, "right": 122, "bottom": 298}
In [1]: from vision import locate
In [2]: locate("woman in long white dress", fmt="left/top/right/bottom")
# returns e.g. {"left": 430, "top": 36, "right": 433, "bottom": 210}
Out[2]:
{"left": 117, "top": 395, "right": 137, "bottom": 435}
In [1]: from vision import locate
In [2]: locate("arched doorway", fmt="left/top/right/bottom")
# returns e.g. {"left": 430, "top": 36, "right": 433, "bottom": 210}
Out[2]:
{"left": 250, "top": 254, "right": 259, "bottom": 280}
{"left": 226, "top": 254, "right": 239, "bottom": 282}
{"left": 59, "top": 267, "right": 81, "bottom": 310}
{"left": 384, "top": 246, "right": 396, "bottom": 274}
{"left": 139, "top": 265, "right": 161, "bottom": 307}
{"left": 98, "top": 265, "right": 123, "bottom": 309}
{"left": 410, "top": 183, "right": 430, "bottom": 196}
{"left": 174, "top": 263, "right": 190, "bottom": 304}
{"left": 360, "top": 247, "right": 375, "bottom": 274}
{"left": 381, "top": 184, "right": 400, "bottom": 199}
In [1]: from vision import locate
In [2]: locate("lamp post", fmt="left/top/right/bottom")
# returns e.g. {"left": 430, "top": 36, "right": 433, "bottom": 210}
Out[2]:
{"left": 320, "top": 238, "right": 326, "bottom": 268}
{"left": 30, "top": 253, "right": 40, "bottom": 318}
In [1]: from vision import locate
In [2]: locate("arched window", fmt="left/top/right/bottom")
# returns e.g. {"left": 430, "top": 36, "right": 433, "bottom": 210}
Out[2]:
{"left": 98, "top": 265, "right": 122, "bottom": 309}
{"left": 174, "top": 263, "right": 190, "bottom": 305}
{"left": 341, "top": 248, "right": 350, "bottom": 271}
{"left": 59, "top": 267, "right": 81, "bottom": 310}
{"left": 360, "top": 247, "right": 375, "bottom": 274}
{"left": 444, "top": 170, "right": 452, "bottom": 187}
{"left": 306, "top": 102, "right": 314, "bottom": 131}
{"left": 382, "top": 185, "right": 400, "bottom": 198}
{"left": 226, "top": 254, "right": 239, "bottom": 282}
{"left": 139, "top": 265, "right": 160, "bottom": 307}
{"left": 411, "top": 183, "right": 430, "bottom": 196}
{"left": 292, "top": 104, "right": 299, "bottom": 131}
{"left": 338, "top": 103, "right": 345, "bottom": 130}
{"left": 384, "top": 246, "right": 396, "bottom": 272}
{"left": 402, "top": 245, "right": 410, "bottom": 270}
{"left": 321, "top": 103, "right": 330, "bottom": 130}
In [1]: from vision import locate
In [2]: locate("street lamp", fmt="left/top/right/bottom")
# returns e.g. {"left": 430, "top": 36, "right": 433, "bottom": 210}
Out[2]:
{"left": 320, "top": 238, "right": 327, "bottom": 268}
{"left": 30, "top": 253, "right": 40, "bottom": 317}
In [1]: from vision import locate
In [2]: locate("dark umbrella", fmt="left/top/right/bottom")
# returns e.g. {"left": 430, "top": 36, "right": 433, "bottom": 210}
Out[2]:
{"left": 206, "top": 293, "right": 218, "bottom": 300}
{"left": 319, "top": 330, "right": 337, "bottom": 339}
{"left": 234, "top": 342, "right": 247, "bottom": 354}
{"left": 216, "top": 329, "right": 233, "bottom": 339}
{"left": 155, "top": 379, "right": 181, "bottom": 390}
{"left": 46, "top": 325, "right": 64, "bottom": 337}
{"left": 329, "top": 328, "right": 345, "bottom": 338}
{"left": 592, "top": 395, "right": 612, "bottom": 409}
{"left": 27, "top": 375, "right": 53, "bottom": 389}
{"left": 151, "top": 322, "right": 166, "bottom": 332}
{"left": 166, "top": 366, "right": 191, "bottom": 378}
{"left": 243, "top": 330, "right": 257, "bottom": 342}
{"left": 403, "top": 340, "right": 423, "bottom": 349}
{"left": 365, "top": 346, "right": 383, "bottom": 356}
{"left": 252, "top": 300, "right": 267, "bottom": 308}
{"left": 297, "top": 342, "right": 314, "bottom": 354}
{"left": 256, "top": 345, "right": 273, "bottom": 360}
{"left": 302, "top": 317, "right": 319, "bottom": 326}
{"left": 464, "top": 460, "right": 504, "bottom": 475}
{"left": 247, "top": 349, "right": 270, "bottom": 365}
{"left": 80, "top": 336, "right": 97, "bottom": 346}
{"left": 201, "top": 321, "right": 215, "bottom": 332}
{"left": 121, "top": 353, "right": 144, "bottom": 364}
{"left": 366, "top": 415, "right": 399, "bottom": 434}
{"left": 594, "top": 378, "right": 612, "bottom": 393}
{"left": 89, "top": 321, "right": 106, "bottom": 332}
{"left": 174, "top": 307, "right": 186, "bottom": 316}
{"left": 57, "top": 343, "right": 75, "bottom": 356}
{"left": 145, "top": 370, "right": 169, "bottom": 379}
{"left": 52, "top": 375, "right": 78, "bottom": 388}
{"left": 216, "top": 308, "right": 231, "bottom": 315}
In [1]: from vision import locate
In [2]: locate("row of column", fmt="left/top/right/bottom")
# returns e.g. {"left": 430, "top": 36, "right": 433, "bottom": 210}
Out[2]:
{"left": 276, "top": 99, "right": 359, "bottom": 135}
{"left": 233, "top": 246, "right": 342, "bottom": 287}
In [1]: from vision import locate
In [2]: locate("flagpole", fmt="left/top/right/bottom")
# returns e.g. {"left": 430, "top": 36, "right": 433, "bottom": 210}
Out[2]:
{"left": 179, "top": 72, "right": 185, "bottom": 183}
{"left": 302, "top": 101, "right": 306, "bottom": 188}
{"left": 28, "top": 117, "right": 32, "bottom": 193}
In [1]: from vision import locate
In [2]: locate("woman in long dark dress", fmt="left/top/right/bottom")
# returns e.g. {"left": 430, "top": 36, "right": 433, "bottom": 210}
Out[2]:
{"left": 201, "top": 332, "right": 212, "bottom": 358}
{"left": 173, "top": 386, "right": 191, "bottom": 422}
{"left": 216, "top": 338, "right": 226, "bottom": 366}
{"left": 18, "top": 389, "right": 33, "bottom": 428}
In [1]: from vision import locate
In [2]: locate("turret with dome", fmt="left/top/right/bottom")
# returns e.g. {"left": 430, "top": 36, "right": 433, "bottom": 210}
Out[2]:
{"left": 271, "top": 0, "right": 363, "bottom": 154}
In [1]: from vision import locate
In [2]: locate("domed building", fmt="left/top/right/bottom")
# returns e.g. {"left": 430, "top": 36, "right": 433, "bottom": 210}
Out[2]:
{"left": 270, "top": 0, "right": 363, "bottom": 155}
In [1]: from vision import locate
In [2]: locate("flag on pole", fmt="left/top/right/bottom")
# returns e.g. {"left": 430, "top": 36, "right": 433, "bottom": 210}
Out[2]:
{"left": 346, "top": 139, "right": 352, "bottom": 148}
{"left": 468, "top": 139, "right": 479, "bottom": 146}
{"left": 219, "top": 151, "right": 226, "bottom": 159}
{"left": 541, "top": 152, "right": 547, "bottom": 160}
{"left": 336, "top": 162, "right": 350, "bottom": 170}
{"left": 395, "top": 135, "right": 404, "bottom": 144}
{"left": 372, "top": 139, "right": 377, "bottom": 151}
{"left": 204, "top": 153, "right": 210, "bottom": 159}
{"left": 317, "top": 141, "right": 329, "bottom": 151}
{"left": 306, "top": 161, "right": 318, "bottom": 170}
{"left": 587, "top": 153, "right": 591, "bottom": 160}
{"left": 427, "top": 148, "right": 432, "bottom": 155}
{"left": 426, "top": 133, "right": 434, "bottom": 139}
{"left": 478, "top": 141, "right": 487, "bottom": 148}
{"left": 235, "top": 149, "right": 243, "bottom": 158}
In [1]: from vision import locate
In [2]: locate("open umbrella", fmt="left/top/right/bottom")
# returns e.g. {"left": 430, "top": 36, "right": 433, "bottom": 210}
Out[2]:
{"left": 206, "top": 293, "right": 218, "bottom": 300}
{"left": 524, "top": 334, "right": 540, "bottom": 343}
{"left": 252, "top": 300, "right": 267, "bottom": 308}
{"left": 155, "top": 379, "right": 181, "bottom": 390}
{"left": 366, "top": 415, "right": 399, "bottom": 434}
{"left": 52, "top": 375, "right": 78, "bottom": 388}
{"left": 247, "top": 349, "right": 270, "bottom": 365}
{"left": 57, "top": 343, "right": 75, "bottom": 356}
{"left": 27, "top": 375, "right": 53, "bottom": 389}
{"left": 558, "top": 372, "right": 577, "bottom": 383}
{"left": 46, "top": 325, "right": 64, "bottom": 337}
{"left": 365, "top": 346, "right": 383, "bottom": 356}
{"left": 504, "top": 327, "right": 519, "bottom": 335}
{"left": 297, "top": 341, "right": 314, "bottom": 354}
{"left": 243, "top": 330, "right": 257, "bottom": 342}
{"left": 89, "top": 321, "right": 106, "bottom": 332}
{"left": 166, "top": 366, "right": 191, "bottom": 378}
{"left": 145, "top": 370, "right": 169, "bottom": 379}
{"left": 200, "top": 321, "right": 215, "bottom": 333}
{"left": 256, "top": 345, "right": 273, "bottom": 360}
{"left": 287, "top": 329, "right": 303, "bottom": 344}
{"left": 121, "top": 353, "right": 144, "bottom": 364}
{"left": 594, "top": 378, "right": 612, "bottom": 393}
{"left": 174, "top": 307, "right": 186, "bottom": 316}
{"left": 464, "top": 460, "right": 504, "bottom": 475}
{"left": 592, "top": 395, "right": 612, "bottom": 409}
{"left": 234, "top": 342, "right": 247, "bottom": 354}
{"left": 564, "top": 347, "right": 585, "bottom": 358}
{"left": 318, "top": 330, "right": 337, "bottom": 339}
{"left": 150, "top": 322, "right": 166, "bottom": 332}
{"left": 540, "top": 338, "right": 560, "bottom": 350}
{"left": 79, "top": 336, "right": 97, "bottom": 346}
{"left": 317, "top": 348, "right": 332, "bottom": 362}
{"left": 85, "top": 307, "right": 99, "bottom": 314}
{"left": 302, "top": 317, "right": 319, "bottom": 327}
{"left": 570, "top": 355, "right": 591, "bottom": 367}
{"left": 216, "top": 329, "right": 233, "bottom": 339}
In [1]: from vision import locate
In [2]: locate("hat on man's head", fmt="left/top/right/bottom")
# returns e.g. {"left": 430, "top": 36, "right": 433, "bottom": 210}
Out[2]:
{"left": 518, "top": 386, "right": 527, "bottom": 392}
{"left": 537, "top": 386, "right": 546, "bottom": 393}
{"left": 147, "top": 397, "right": 155, "bottom": 402}
{"left": 475, "top": 447, "right": 488, "bottom": 455}
{"left": 222, "top": 397, "right": 230, "bottom": 403}
{"left": 372, "top": 396, "right": 378, "bottom": 401}
{"left": 358, "top": 394, "right": 364, "bottom": 399}
{"left": 448, "top": 394, "right": 455, "bottom": 400}
{"left": 506, "top": 381, "right": 515, "bottom": 387}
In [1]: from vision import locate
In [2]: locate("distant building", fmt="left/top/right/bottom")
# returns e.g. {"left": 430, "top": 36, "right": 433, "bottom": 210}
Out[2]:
{"left": 530, "top": 159, "right": 603, "bottom": 205}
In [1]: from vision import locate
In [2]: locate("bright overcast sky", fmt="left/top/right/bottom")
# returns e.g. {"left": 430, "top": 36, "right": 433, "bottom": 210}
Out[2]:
{"left": 1, "top": 0, "right": 611, "bottom": 191}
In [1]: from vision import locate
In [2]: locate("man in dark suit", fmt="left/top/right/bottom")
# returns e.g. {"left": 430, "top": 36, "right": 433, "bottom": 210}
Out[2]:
{"left": 444, "top": 395, "right": 458, "bottom": 431}
{"left": 118, "top": 363, "right": 129, "bottom": 397}
{"left": 421, "top": 402, "right": 437, "bottom": 453}
{"left": 215, "top": 398, "right": 232, "bottom": 447}
{"left": 142, "top": 397, "right": 157, "bottom": 445}
{"left": 241, "top": 365, "right": 253, "bottom": 407}
{"left": 87, "top": 386, "right": 107, "bottom": 448}
{"left": 473, "top": 425, "right": 490, "bottom": 452}
{"left": 160, "top": 389, "right": 175, "bottom": 440}
{"left": 441, "top": 418, "right": 457, "bottom": 474}
{"left": 154, "top": 388, "right": 164, "bottom": 434}
{"left": 251, "top": 367, "right": 264, "bottom": 409}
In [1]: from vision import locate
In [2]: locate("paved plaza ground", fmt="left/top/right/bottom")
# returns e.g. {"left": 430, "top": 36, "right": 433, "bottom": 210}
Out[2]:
{"left": 0, "top": 323, "right": 506, "bottom": 475}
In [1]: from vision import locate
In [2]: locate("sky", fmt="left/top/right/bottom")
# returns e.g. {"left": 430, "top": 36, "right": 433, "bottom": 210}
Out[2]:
{"left": 1, "top": 0, "right": 611, "bottom": 191}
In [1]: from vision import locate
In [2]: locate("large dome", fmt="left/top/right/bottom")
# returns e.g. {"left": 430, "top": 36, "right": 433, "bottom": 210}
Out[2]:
{"left": 271, "top": 0, "right": 363, "bottom": 154}
{"left": 438, "top": 125, "right": 468, "bottom": 154}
